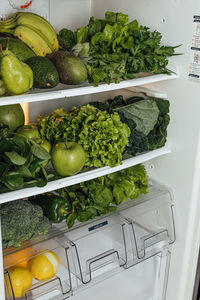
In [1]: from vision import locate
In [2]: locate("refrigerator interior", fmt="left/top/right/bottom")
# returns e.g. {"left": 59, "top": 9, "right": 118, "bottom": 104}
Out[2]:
{"left": 1, "top": 1, "right": 200, "bottom": 300}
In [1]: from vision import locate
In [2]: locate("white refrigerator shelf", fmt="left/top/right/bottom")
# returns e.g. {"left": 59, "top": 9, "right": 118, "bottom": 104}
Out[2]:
{"left": 0, "top": 144, "right": 171, "bottom": 204}
{"left": 0, "top": 73, "right": 178, "bottom": 106}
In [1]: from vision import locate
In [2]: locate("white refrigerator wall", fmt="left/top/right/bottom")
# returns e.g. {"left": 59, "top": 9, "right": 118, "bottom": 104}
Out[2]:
{"left": 46, "top": 1, "right": 200, "bottom": 300}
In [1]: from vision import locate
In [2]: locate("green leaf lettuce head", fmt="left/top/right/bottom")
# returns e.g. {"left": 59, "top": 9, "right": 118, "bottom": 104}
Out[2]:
{"left": 37, "top": 104, "right": 130, "bottom": 168}
{"left": 58, "top": 11, "right": 180, "bottom": 86}
{"left": 58, "top": 164, "right": 148, "bottom": 228}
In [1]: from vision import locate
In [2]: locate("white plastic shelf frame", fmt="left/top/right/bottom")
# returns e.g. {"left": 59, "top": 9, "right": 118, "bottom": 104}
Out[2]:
{"left": 0, "top": 73, "right": 178, "bottom": 106}
{"left": 4, "top": 180, "right": 174, "bottom": 300}
{"left": 0, "top": 144, "right": 170, "bottom": 205}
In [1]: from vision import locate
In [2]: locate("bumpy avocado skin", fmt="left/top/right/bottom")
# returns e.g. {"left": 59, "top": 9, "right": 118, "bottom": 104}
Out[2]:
{"left": 47, "top": 50, "right": 88, "bottom": 85}
{"left": 0, "top": 38, "right": 36, "bottom": 62}
{"left": 26, "top": 56, "right": 59, "bottom": 89}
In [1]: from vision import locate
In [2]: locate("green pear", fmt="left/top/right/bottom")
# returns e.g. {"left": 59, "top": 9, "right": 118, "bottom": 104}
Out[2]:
{"left": 0, "top": 46, "right": 33, "bottom": 95}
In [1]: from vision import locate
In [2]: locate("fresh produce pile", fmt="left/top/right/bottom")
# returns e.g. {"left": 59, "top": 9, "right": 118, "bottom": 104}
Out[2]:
{"left": 0, "top": 11, "right": 179, "bottom": 96}
{"left": 30, "top": 164, "right": 149, "bottom": 228}
{"left": 90, "top": 94, "right": 170, "bottom": 156}
{"left": 58, "top": 11, "right": 179, "bottom": 86}
{"left": 37, "top": 104, "right": 130, "bottom": 168}
{"left": 0, "top": 12, "right": 87, "bottom": 95}
{"left": 0, "top": 200, "right": 50, "bottom": 248}
{"left": 0, "top": 91, "right": 169, "bottom": 192}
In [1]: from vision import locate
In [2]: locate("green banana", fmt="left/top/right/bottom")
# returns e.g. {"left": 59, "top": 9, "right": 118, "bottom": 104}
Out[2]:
{"left": 14, "top": 25, "right": 52, "bottom": 56}
{"left": 0, "top": 12, "right": 59, "bottom": 54}
{"left": 16, "top": 13, "right": 59, "bottom": 51}
{"left": 0, "top": 13, "right": 19, "bottom": 27}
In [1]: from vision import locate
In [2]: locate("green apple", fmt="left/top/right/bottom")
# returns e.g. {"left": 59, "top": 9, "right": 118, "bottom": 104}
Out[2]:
{"left": 51, "top": 141, "right": 86, "bottom": 176}
{"left": 17, "top": 124, "right": 40, "bottom": 140}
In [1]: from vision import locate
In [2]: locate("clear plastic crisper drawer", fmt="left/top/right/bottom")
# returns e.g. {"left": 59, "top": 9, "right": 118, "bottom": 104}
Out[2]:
{"left": 118, "top": 180, "right": 175, "bottom": 265}
{"left": 4, "top": 180, "right": 175, "bottom": 299}
{"left": 4, "top": 239, "right": 72, "bottom": 300}
{"left": 57, "top": 214, "right": 131, "bottom": 289}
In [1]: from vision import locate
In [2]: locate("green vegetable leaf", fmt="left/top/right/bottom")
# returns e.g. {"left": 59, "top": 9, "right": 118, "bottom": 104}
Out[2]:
{"left": 0, "top": 140, "right": 13, "bottom": 154}
{"left": 18, "top": 165, "right": 33, "bottom": 178}
{"left": 31, "top": 144, "right": 51, "bottom": 160}
{"left": 1, "top": 172, "right": 24, "bottom": 190}
{"left": 58, "top": 164, "right": 148, "bottom": 227}
{"left": 58, "top": 28, "right": 76, "bottom": 50}
{"left": 67, "top": 212, "right": 77, "bottom": 228}
{"left": 89, "top": 183, "right": 113, "bottom": 207}
{"left": 75, "top": 26, "right": 89, "bottom": 43}
{"left": 113, "top": 180, "right": 135, "bottom": 204}
{"left": 105, "top": 11, "right": 129, "bottom": 25}
{"left": 36, "top": 178, "right": 47, "bottom": 187}
{"left": 114, "top": 99, "right": 159, "bottom": 135}
{"left": 5, "top": 151, "right": 27, "bottom": 165}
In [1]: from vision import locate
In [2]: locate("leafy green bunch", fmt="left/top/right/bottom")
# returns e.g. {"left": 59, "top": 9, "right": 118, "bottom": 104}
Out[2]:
{"left": 0, "top": 125, "right": 53, "bottom": 192}
{"left": 37, "top": 104, "right": 130, "bottom": 168}
{"left": 58, "top": 164, "right": 148, "bottom": 227}
{"left": 90, "top": 95, "right": 170, "bottom": 156}
{"left": 58, "top": 11, "right": 179, "bottom": 86}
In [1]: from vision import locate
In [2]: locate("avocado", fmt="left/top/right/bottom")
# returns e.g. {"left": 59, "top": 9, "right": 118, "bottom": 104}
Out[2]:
{"left": 0, "top": 37, "right": 36, "bottom": 62}
{"left": 25, "top": 56, "right": 59, "bottom": 89}
{"left": 47, "top": 50, "right": 87, "bottom": 85}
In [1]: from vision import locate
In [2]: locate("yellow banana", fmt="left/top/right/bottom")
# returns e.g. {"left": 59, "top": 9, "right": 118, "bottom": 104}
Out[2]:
{"left": 14, "top": 25, "right": 52, "bottom": 56}
{"left": 16, "top": 13, "right": 59, "bottom": 52}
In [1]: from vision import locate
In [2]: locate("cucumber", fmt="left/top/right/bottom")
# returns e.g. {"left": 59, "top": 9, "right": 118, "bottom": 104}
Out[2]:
{"left": 0, "top": 37, "right": 36, "bottom": 62}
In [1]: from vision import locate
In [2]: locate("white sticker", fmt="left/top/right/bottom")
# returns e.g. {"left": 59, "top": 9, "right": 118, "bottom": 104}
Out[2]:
{"left": 189, "top": 16, "right": 200, "bottom": 79}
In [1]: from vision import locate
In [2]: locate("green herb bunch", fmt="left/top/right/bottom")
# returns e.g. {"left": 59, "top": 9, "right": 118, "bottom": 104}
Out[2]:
{"left": 58, "top": 11, "right": 180, "bottom": 86}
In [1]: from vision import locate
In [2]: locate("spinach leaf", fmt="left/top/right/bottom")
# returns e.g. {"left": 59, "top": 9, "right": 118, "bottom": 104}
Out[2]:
{"left": 31, "top": 144, "right": 51, "bottom": 160}
{"left": 1, "top": 172, "right": 24, "bottom": 190}
{"left": 5, "top": 151, "right": 27, "bottom": 165}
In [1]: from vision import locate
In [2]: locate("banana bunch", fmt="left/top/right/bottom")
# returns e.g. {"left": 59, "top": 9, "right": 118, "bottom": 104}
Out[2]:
{"left": 0, "top": 12, "right": 59, "bottom": 56}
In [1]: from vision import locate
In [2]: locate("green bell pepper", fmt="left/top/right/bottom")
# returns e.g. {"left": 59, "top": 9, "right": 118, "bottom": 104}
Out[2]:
{"left": 29, "top": 193, "right": 71, "bottom": 223}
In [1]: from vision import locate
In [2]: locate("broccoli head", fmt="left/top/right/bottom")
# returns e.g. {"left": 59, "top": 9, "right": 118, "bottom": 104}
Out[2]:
{"left": 0, "top": 200, "right": 50, "bottom": 248}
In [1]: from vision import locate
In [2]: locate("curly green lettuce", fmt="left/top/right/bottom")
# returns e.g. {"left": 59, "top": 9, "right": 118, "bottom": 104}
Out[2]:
{"left": 37, "top": 105, "right": 130, "bottom": 168}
